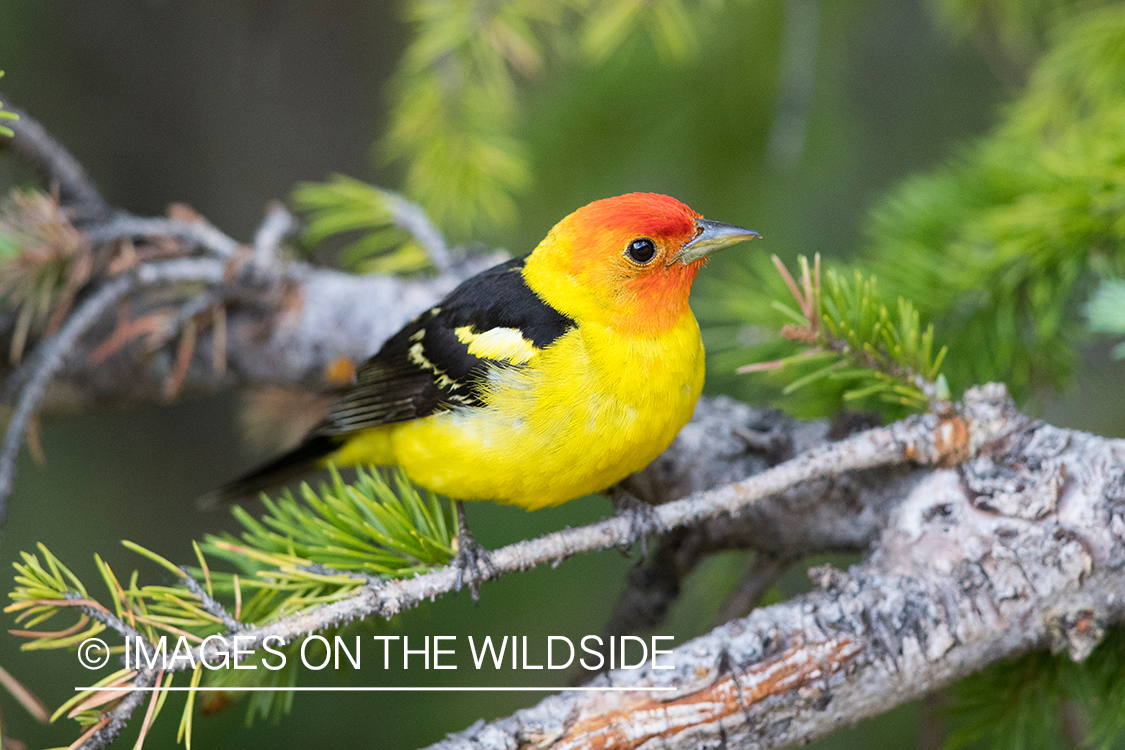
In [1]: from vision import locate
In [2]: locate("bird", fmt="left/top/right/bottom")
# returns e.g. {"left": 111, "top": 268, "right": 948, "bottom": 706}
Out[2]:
{"left": 208, "top": 193, "right": 758, "bottom": 582}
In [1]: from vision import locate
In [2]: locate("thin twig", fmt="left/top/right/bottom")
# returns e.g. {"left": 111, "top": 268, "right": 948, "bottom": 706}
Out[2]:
{"left": 0, "top": 276, "right": 135, "bottom": 521}
{"left": 153, "top": 388, "right": 1012, "bottom": 671}
{"left": 85, "top": 215, "right": 239, "bottom": 258}
{"left": 253, "top": 201, "right": 297, "bottom": 266}
{"left": 0, "top": 257, "right": 231, "bottom": 519}
{"left": 1, "top": 102, "right": 110, "bottom": 219}
{"left": 75, "top": 668, "right": 159, "bottom": 750}
{"left": 134, "top": 256, "right": 228, "bottom": 286}
{"left": 381, "top": 190, "right": 453, "bottom": 272}
{"left": 62, "top": 593, "right": 146, "bottom": 643}
{"left": 180, "top": 573, "right": 241, "bottom": 632}
{"left": 85, "top": 422, "right": 918, "bottom": 666}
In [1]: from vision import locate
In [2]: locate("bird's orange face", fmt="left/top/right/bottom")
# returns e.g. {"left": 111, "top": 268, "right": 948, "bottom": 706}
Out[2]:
{"left": 525, "top": 193, "right": 759, "bottom": 336}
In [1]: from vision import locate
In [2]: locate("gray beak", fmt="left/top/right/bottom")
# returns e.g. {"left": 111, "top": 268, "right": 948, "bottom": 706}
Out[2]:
{"left": 673, "top": 218, "right": 761, "bottom": 265}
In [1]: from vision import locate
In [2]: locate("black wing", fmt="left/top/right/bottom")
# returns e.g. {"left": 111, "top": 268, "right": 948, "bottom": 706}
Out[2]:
{"left": 315, "top": 257, "right": 575, "bottom": 435}
{"left": 200, "top": 257, "right": 575, "bottom": 505}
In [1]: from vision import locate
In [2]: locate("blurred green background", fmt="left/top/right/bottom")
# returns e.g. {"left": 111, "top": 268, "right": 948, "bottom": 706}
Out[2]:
{"left": 1, "top": 0, "right": 1123, "bottom": 748}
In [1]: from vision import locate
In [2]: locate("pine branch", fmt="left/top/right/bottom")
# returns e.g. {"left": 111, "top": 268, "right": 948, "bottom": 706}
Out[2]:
{"left": 84, "top": 214, "right": 240, "bottom": 258}
{"left": 0, "top": 205, "right": 497, "bottom": 511}
{"left": 862, "top": 5, "right": 1125, "bottom": 397}
{"left": 0, "top": 109, "right": 505, "bottom": 513}
{"left": 738, "top": 254, "right": 951, "bottom": 415}
{"left": 0, "top": 275, "right": 135, "bottom": 519}
{"left": 0, "top": 243, "right": 255, "bottom": 518}
{"left": 291, "top": 176, "right": 451, "bottom": 274}
{"left": 76, "top": 668, "right": 160, "bottom": 750}
{"left": 381, "top": 0, "right": 735, "bottom": 234}
{"left": 4, "top": 97, "right": 1125, "bottom": 750}
{"left": 6, "top": 384, "right": 1022, "bottom": 749}
{"left": 427, "top": 392, "right": 1125, "bottom": 750}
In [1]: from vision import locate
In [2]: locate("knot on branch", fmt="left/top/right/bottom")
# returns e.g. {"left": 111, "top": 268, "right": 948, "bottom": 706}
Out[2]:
{"left": 960, "top": 424, "right": 1070, "bottom": 521}
{"left": 1047, "top": 608, "right": 1107, "bottom": 661}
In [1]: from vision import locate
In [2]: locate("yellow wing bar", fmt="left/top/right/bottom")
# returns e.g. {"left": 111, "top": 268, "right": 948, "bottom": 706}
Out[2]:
{"left": 455, "top": 326, "right": 539, "bottom": 365}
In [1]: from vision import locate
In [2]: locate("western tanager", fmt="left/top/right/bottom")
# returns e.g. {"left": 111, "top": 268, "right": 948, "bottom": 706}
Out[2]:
{"left": 211, "top": 193, "right": 758, "bottom": 515}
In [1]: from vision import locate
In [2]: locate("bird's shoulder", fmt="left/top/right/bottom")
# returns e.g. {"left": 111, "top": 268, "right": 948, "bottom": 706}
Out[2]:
{"left": 316, "top": 257, "right": 576, "bottom": 434}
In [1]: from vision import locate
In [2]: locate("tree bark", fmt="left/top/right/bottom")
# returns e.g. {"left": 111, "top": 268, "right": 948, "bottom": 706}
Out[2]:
{"left": 427, "top": 401, "right": 1125, "bottom": 749}
{"left": 3, "top": 105, "right": 1124, "bottom": 750}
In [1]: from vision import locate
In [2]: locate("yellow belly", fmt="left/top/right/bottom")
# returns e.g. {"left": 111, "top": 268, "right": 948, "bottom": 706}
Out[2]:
{"left": 330, "top": 314, "right": 705, "bottom": 510}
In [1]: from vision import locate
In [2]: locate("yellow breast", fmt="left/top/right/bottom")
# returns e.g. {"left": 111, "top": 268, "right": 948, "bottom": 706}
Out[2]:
{"left": 333, "top": 312, "right": 705, "bottom": 509}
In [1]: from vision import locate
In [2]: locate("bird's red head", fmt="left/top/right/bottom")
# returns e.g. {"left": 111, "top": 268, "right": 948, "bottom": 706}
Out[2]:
{"left": 523, "top": 193, "right": 759, "bottom": 336}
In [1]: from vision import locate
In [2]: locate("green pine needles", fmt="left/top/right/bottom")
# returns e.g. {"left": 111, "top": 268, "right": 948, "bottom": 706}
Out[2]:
{"left": 931, "top": 0, "right": 1119, "bottom": 66}
{"left": 331, "top": 0, "right": 733, "bottom": 238}
{"left": 6, "top": 468, "right": 456, "bottom": 745}
{"left": 0, "top": 72, "right": 17, "bottom": 138}
{"left": 862, "top": 5, "right": 1125, "bottom": 399}
{"left": 291, "top": 176, "right": 442, "bottom": 275}
{"left": 944, "top": 628, "right": 1125, "bottom": 750}
{"left": 737, "top": 254, "right": 950, "bottom": 415}
{"left": 709, "top": 4, "right": 1125, "bottom": 417}
{"left": 0, "top": 189, "right": 91, "bottom": 363}
{"left": 206, "top": 467, "right": 456, "bottom": 582}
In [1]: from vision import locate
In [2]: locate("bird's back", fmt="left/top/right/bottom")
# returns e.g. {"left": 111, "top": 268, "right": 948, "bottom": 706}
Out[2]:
{"left": 359, "top": 308, "right": 705, "bottom": 509}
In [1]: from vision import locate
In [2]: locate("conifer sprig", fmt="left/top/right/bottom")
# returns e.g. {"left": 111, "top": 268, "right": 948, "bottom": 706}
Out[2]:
{"left": 0, "top": 189, "right": 91, "bottom": 363}
{"left": 291, "top": 176, "right": 450, "bottom": 275}
{"left": 864, "top": 5, "right": 1125, "bottom": 398}
{"left": 739, "top": 254, "right": 950, "bottom": 413}
{"left": 943, "top": 628, "right": 1125, "bottom": 750}
{"left": 203, "top": 467, "right": 456, "bottom": 582}
{"left": 0, "top": 72, "right": 17, "bottom": 138}
{"left": 351, "top": 0, "right": 730, "bottom": 237}
{"left": 5, "top": 469, "right": 457, "bottom": 746}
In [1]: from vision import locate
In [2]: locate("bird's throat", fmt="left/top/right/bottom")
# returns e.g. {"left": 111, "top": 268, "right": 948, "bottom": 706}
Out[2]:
{"left": 617, "top": 263, "right": 699, "bottom": 336}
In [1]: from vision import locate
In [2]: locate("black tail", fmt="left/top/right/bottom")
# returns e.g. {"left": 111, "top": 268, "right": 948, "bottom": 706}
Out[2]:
{"left": 197, "top": 434, "right": 342, "bottom": 508}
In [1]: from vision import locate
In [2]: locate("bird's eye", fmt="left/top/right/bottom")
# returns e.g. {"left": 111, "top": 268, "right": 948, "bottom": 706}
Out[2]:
{"left": 626, "top": 238, "right": 657, "bottom": 264}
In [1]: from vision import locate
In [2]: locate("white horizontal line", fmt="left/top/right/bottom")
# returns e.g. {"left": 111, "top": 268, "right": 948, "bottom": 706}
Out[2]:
{"left": 77, "top": 685, "right": 677, "bottom": 693}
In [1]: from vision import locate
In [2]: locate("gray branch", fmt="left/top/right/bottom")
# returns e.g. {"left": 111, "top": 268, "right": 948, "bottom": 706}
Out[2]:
{"left": 4, "top": 108, "right": 1124, "bottom": 750}
{"left": 0, "top": 251, "right": 503, "bottom": 412}
{"left": 0, "top": 275, "right": 136, "bottom": 518}
{"left": 427, "top": 397, "right": 1125, "bottom": 750}
{"left": 71, "top": 386, "right": 1037, "bottom": 750}
{"left": 86, "top": 214, "right": 240, "bottom": 258}
{"left": 253, "top": 202, "right": 297, "bottom": 265}
{"left": 1, "top": 100, "right": 111, "bottom": 220}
